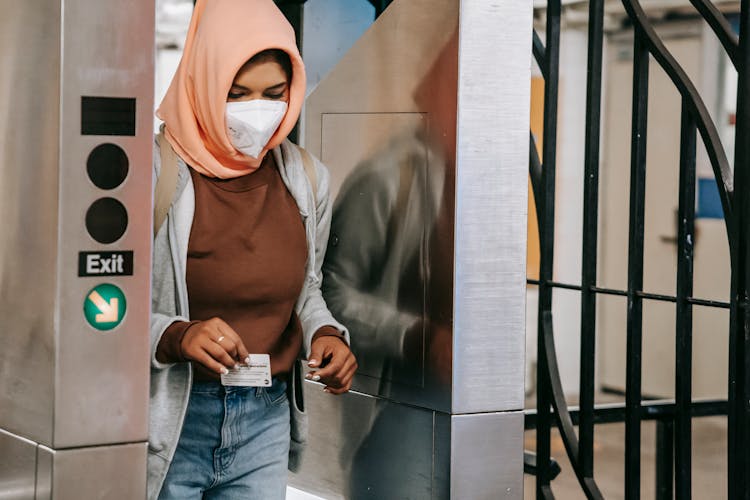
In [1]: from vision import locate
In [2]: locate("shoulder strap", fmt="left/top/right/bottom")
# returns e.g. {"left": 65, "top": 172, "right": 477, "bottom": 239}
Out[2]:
{"left": 296, "top": 144, "right": 318, "bottom": 205}
{"left": 153, "top": 132, "right": 180, "bottom": 238}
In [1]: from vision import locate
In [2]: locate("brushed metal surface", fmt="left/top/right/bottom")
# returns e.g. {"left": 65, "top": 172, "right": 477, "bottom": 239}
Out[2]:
{"left": 450, "top": 411, "right": 524, "bottom": 499}
{"left": 299, "top": 0, "right": 530, "bottom": 496}
{"left": 54, "top": 0, "right": 154, "bottom": 447}
{"left": 321, "top": 112, "right": 452, "bottom": 412}
{"left": 0, "top": 0, "right": 61, "bottom": 445}
{"left": 1, "top": 0, "right": 153, "bottom": 450}
{"left": 35, "top": 447, "right": 51, "bottom": 500}
{"left": 450, "top": 0, "right": 531, "bottom": 414}
{"left": 288, "top": 382, "right": 448, "bottom": 500}
{"left": 310, "top": 0, "right": 530, "bottom": 414}
{"left": 312, "top": 0, "right": 459, "bottom": 413}
{"left": 39, "top": 442, "right": 147, "bottom": 500}
{"left": 433, "top": 411, "right": 451, "bottom": 499}
{"left": 0, "top": 429, "right": 37, "bottom": 500}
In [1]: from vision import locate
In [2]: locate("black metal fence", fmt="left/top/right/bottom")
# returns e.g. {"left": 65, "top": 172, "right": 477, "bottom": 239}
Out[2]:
{"left": 526, "top": 1, "right": 750, "bottom": 498}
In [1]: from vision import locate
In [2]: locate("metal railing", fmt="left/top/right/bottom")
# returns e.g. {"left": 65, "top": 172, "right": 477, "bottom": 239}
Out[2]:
{"left": 527, "top": 0, "right": 750, "bottom": 498}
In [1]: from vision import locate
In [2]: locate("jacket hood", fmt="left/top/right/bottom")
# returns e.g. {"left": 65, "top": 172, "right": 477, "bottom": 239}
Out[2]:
{"left": 157, "top": 0, "right": 306, "bottom": 178}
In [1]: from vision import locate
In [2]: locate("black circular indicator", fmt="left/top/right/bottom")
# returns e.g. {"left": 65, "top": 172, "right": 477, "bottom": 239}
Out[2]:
{"left": 85, "top": 198, "right": 128, "bottom": 244}
{"left": 87, "top": 143, "right": 129, "bottom": 189}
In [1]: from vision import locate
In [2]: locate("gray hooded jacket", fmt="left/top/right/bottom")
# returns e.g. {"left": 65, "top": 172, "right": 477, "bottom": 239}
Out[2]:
{"left": 148, "top": 138, "right": 349, "bottom": 499}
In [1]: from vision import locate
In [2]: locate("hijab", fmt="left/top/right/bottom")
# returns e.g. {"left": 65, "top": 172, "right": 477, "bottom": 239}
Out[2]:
{"left": 157, "top": 0, "right": 306, "bottom": 179}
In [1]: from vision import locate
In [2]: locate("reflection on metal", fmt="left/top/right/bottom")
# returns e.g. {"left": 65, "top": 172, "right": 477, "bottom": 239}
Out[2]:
{"left": 528, "top": 1, "right": 750, "bottom": 499}
{"left": 0, "top": 0, "right": 154, "bottom": 497}
{"left": 291, "top": 387, "right": 447, "bottom": 499}
{"left": 321, "top": 112, "right": 448, "bottom": 411}
{"left": 301, "top": 1, "right": 375, "bottom": 95}
{"left": 296, "top": 0, "right": 531, "bottom": 498}
{"left": 313, "top": 0, "right": 459, "bottom": 414}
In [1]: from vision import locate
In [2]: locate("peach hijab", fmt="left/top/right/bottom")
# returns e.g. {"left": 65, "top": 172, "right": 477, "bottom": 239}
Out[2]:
{"left": 157, "top": 0, "right": 306, "bottom": 179}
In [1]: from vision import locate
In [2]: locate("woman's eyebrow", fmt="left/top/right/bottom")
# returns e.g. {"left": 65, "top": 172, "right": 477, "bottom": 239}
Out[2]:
{"left": 265, "top": 82, "right": 287, "bottom": 91}
{"left": 230, "top": 83, "right": 250, "bottom": 91}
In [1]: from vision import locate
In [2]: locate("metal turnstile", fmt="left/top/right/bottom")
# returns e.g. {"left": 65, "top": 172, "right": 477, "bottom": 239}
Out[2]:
{"left": 0, "top": 1, "right": 154, "bottom": 498}
{"left": 290, "top": 0, "right": 532, "bottom": 498}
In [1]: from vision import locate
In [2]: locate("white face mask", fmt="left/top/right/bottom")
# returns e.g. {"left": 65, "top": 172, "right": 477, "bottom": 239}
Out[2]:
{"left": 225, "top": 99, "right": 288, "bottom": 159}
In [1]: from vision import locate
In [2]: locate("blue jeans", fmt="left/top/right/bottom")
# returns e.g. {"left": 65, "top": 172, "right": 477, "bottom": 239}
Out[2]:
{"left": 158, "top": 379, "right": 290, "bottom": 500}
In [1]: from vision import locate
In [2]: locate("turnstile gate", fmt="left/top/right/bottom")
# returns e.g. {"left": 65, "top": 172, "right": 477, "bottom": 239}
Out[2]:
{"left": 0, "top": 1, "right": 154, "bottom": 498}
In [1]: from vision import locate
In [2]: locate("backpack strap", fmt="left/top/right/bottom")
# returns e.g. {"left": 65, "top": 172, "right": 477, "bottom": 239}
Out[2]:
{"left": 153, "top": 131, "right": 180, "bottom": 238}
{"left": 296, "top": 144, "right": 318, "bottom": 205}
{"left": 154, "top": 140, "right": 317, "bottom": 237}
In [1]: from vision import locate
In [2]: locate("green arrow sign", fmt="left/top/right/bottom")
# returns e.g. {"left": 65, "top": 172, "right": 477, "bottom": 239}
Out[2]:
{"left": 83, "top": 283, "right": 126, "bottom": 331}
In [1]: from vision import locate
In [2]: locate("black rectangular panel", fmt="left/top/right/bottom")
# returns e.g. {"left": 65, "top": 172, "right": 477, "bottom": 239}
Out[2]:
{"left": 81, "top": 96, "right": 136, "bottom": 136}
{"left": 78, "top": 251, "right": 134, "bottom": 277}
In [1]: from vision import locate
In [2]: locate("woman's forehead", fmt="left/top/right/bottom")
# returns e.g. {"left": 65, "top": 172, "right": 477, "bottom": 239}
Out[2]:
{"left": 233, "top": 60, "right": 288, "bottom": 87}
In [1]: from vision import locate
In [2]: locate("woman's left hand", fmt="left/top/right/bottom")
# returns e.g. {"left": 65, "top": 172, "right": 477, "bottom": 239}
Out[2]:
{"left": 306, "top": 336, "right": 357, "bottom": 395}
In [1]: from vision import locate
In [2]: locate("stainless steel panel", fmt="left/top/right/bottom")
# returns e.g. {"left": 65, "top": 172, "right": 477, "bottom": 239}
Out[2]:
{"left": 289, "top": 382, "right": 447, "bottom": 500}
{"left": 433, "top": 411, "right": 451, "bottom": 499}
{"left": 35, "top": 447, "right": 51, "bottom": 500}
{"left": 450, "top": 0, "right": 531, "bottom": 414}
{"left": 55, "top": 0, "right": 154, "bottom": 447}
{"left": 39, "top": 442, "right": 147, "bottom": 500}
{"left": 450, "top": 411, "right": 524, "bottom": 499}
{"left": 1, "top": 0, "right": 153, "bottom": 495}
{"left": 300, "top": 0, "right": 530, "bottom": 496}
{"left": 310, "top": 0, "right": 530, "bottom": 414}
{"left": 311, "top": 0, "right": 459, "bottom": 413}
{"left": 0, "top": 429, "right": 37, "bottom": 500}
{"left": 0, "top": 0, "right": 61, "bottom": 445}
{"left": 322, "top": 112, "right": 452, "bottom": 412}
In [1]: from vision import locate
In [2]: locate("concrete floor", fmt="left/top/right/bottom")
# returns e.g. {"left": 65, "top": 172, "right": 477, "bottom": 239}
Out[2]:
{"left": 523, "top": 416, "right": 727, "bottom": 499}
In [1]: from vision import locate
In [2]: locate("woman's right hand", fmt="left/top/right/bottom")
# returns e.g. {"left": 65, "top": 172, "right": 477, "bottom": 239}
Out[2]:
{"left": 180, "top": 317, "right": 250, "bottom": 375}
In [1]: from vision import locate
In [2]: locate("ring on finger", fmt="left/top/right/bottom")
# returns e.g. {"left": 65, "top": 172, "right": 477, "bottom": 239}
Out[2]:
{"left": 216, "top": 336, "right": 225, "bottom": 343}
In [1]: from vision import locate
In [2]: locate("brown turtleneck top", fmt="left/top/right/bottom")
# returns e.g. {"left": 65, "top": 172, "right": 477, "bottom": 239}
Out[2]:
{"left": 156, "top": 154, "right": 339, "bottom": 380}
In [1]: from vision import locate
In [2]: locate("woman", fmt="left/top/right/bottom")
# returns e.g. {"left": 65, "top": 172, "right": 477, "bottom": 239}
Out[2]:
{"left": 148, "top": 1, "right": 356, "bottom": 498}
